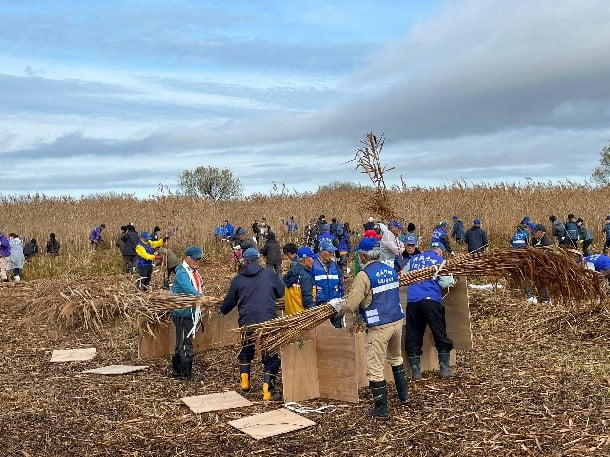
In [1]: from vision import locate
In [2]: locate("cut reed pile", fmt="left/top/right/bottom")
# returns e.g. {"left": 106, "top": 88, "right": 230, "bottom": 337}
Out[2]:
{"left": 239, "top": 247, "right": 608, "bottom": 357}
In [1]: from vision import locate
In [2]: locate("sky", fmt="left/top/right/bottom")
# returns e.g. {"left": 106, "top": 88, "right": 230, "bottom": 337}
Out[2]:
{"left": 1, "top": 0, "right": 610, "bottom": 198}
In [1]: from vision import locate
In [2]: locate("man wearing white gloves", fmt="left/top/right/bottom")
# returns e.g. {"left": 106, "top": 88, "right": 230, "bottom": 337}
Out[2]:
{"left": 330, "top": 237, "right": 407, "bottom": 419}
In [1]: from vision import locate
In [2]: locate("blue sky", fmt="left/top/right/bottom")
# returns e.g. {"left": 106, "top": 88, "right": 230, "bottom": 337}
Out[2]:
{"left": 1, "top": 0, "right": 610, "bottom": 198}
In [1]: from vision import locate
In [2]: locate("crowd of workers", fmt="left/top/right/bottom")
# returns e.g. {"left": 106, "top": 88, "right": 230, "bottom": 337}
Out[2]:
{"left": 2, "top": 211, "right": 609, "bottom": 419}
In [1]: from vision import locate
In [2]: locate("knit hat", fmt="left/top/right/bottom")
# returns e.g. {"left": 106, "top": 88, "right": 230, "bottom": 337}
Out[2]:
{"left": 534, "top": 223, "right": 546, "bottom": 232}
{"left": 473, "top": 219, "right": 481, "bottom": 225}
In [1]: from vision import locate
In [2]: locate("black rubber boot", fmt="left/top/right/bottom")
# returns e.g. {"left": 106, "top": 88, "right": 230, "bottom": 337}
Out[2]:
{"left": 438, "top": 352, "right": 454, "bottom": 378}
{"left": 391, "top": 365, "right": 409, "bottom": 405}
{"left": 408, "top": 356, "right": 422, "bottom": 380}
{"left": 262, "top": 372, "right": 282, "bottom": 401}
{"left": 171, "top": 354, "right": 181, "bottom": 378}
{"left": 366, "top": 381, "right": 389, "bottom": 419}
{"left": 179, "top": 357, "right": 203, "bottom": 381}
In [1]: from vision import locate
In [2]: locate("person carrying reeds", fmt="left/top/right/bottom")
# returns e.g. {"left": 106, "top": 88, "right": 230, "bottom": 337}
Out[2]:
{"left": 404, "top": 241, "right": 455, "bottom": 380}
{"left": 330, "top": 237, "right": 408, "bottom": 419}
{"left": 170, "top": 245, "right": 205, "bottom": 381}
{"left": 220, "top": 248, "right": 285, "bottom": 401}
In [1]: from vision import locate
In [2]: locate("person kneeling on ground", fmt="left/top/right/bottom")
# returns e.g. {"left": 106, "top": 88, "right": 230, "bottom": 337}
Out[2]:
{"left": 170, "top": 246, "right": 206, "bottom": 381}
{"left": 220, "top": 248, "right": 285, "bottom": 401}
{"left": 331, "top": 237, "right": 408, "bottom": 419}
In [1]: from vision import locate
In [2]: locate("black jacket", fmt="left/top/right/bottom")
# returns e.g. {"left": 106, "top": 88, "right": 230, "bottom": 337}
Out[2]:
{"left": 464, "top": 226, "right": 488, "bottom": 253}
{"left": 121, "top": 230, "right": 140, "bottom": 256}
{"left": 260, "top": 235, "right": 282, "bottom": 265}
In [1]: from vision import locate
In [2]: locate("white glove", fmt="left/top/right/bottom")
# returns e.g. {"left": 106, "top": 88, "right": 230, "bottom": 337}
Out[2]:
{"left": 233, "top": 246, "right": 241, "bottom": 250}
{"left": 328, "top": 298, "right": 344, "bottom": 313}
{"left": 437, "top": 275, "right": 455, "bottom": 289}
{"left": 450, "top": 251, "right": 455, "bottom": 256}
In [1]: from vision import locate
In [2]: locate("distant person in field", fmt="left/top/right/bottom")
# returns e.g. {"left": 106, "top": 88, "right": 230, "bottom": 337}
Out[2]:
{"left": 529, "top": 224, "right": 551, "bottom": 304}
{"left": 258, "top": 217, "right": 270, "bottom": 241}
{"left": 8, "top": 233, "right": 25, "bottom": 282}
{"left": 89, "top": 224, "right": 106, "bottom": 248}
{"left": 23, "top": 238, "right": 39, "bottom": 259}
{"left": 576, "top": 218, "right": 594, "bottom": 257}
{"left": 380, "top": 220, "right": 405, "bottom": 268}
{"left": 116, "top": 225, "right": 128, "bottom": 252}
{"left": 170, "top": 245, "right": 206, "bottom": 381}
{"left": 0, "top": 228, "right": 11, "bottom": 282}
{"left": 223, "top": 220, "right": 234, "bottom": 240}
{"left": 451, "top": 215, "right": 465, "bottom": 244}
{"left": 120, "top": 224, "right": 140, "bottom": 273}
{"left": 157, "top": 246, "right": 179, "bottom": 290}
{"left": 135, "top": 231, "right": 164, "bottom": 291}
{"left": 562, "top": 214, "right": 579, "bottom": 248}
{"left": 603, "top": 215, "right": 610, "bottom": 254}
{"left": 283, "top": 216, "right": 298, "bottom": 239}
{"left": 150, "top": 225, "right": 162, "bottom": 241}
{"left": 220, "top": 248, "right": 285, "bottom": 401}
{"left": 464, "top": 219, "right": 488, "bottom": 254}
{"left": 335, "top": 224, "right": 351, "bottom": 279}
{"left": 431, "top": 221, "right": 454, "bottom": 255}
{"left": 548, "top": 215, "right": 566, "bottom": 245}
{"left": 260, "top": 231, "right": 282, "bottom": 279}
{"left": 45, "top": 233, "right": 60, "bottom": 256}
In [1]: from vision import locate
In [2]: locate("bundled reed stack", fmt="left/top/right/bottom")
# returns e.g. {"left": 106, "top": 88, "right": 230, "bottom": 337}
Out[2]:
{"left": 238, "top": 247, "right": 607, "bottom": 357}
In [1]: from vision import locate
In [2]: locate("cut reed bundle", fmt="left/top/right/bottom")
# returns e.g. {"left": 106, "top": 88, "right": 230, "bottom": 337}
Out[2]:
{"left": 240, "top": 247, "right": 606, "bottom": 356}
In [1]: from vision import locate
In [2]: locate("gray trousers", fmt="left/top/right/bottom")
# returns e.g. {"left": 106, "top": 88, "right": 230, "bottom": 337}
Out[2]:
{"left": 173, "top": 315, "right": 195, "bottom": 359}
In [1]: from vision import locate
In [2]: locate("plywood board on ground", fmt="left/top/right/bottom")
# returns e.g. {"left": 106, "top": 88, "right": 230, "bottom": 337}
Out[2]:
{"left": 228, "top": 408, "right": 316, "bottom": 440}
{"left": 181, "top": 391, "right": 252, "bottom": 413}
{"left": 444, "top": 277, "right": 473, "bottom": 350}
{"left": 281, "top": 340, "right": 320, "bottom": 402}
{"left": 82, "top": 365, "right": 148, "bottom": 375}
{"left": 50, "top": 347, "right": 96, "bottom": 362}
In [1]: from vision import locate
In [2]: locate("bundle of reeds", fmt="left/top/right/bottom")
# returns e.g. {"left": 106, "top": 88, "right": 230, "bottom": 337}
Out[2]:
{"left": 239, "top": 247, "right": 607, "bottom": 356}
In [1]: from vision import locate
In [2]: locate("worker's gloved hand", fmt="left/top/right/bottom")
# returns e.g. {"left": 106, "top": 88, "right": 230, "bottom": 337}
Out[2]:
{"left": 328, "top": 298, "right": 344, "bottom": 313}
{"left": 450, "top": 251, "right": 456, "bottom": 256}
{"left": 233, "top": 246, "right": 241, "bottom": 251}
{"left": 154, "top": 255, "right": 162, "bottom": 260}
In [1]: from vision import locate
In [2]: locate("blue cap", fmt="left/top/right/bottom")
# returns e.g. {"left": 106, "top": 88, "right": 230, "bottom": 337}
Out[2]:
{"left": 473, "top": 219, "right": 481, "bottom": 225}
{"left": 318, "top": 240, "right": 337, "bottom": 252}
{"left": 358, "top": 237, "right": 379, "bottom": 251}
{"left": 297, "top": 246, "right": 315, "bottom": 259}
{"left": 184, "top": 245, "right": 203, "bottom": 260}
{"left": 388, "top": 219, "right": 403, "bottom": 230}
{"left": 431, "top": 241, "right": 446, "bottom": 251}
{"left": 404, "top": 233, "right": 418, "bottom": 245}
{"left": 243, "top": 248, "right": 261, "bottom": 261}
{"left": 452, "top": 215, "right": 458, "bottom": 220}
{"left": 237, "top": 228, "right": 246, "bottom": 235}
{"left": 527, "top": 222, "right": 536, "bottom": 231}
{"left": 140, "top": 231, "right": 152, "bottom": 240}
{"left": 522, "top": 216, "right": 531, "bottom": 223}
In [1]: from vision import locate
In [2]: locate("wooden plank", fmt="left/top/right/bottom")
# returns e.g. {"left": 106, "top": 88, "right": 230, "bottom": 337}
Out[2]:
{"left": 181, "top": 391, "right": 252, "bottom": 413}
{"left": 137, "top": 317, "right": 174, "bottom": 361}
{"left": 50, "top": 347, "right": 96, "bottom": 362}
{"left": 82, "top": 365, "right": 148, "bottom": 375}
{"left": 228, "top": 409, "right": 316, "bottom": 440}
{"left": 200, "top": 308, "right": 240, "bottom": 350}
{"left": 444, "top": 277, "right": 473, "bottom": 350}
{"left": 314, "top": 320, "right": 360, "bottom": 403}
{"left": 280, "top": 340, "right": 320, "bottom": 402}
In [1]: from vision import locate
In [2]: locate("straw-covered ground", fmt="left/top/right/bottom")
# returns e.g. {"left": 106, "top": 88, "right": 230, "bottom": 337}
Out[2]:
{"left": 1, "top": 267, "right": 609, "bottom": 456}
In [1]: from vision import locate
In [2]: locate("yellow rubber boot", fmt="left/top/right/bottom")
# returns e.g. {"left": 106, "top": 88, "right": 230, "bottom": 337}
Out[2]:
{"left": 240, "top": 373, "right": 250, "bottom": 392}
{"left": 262, "top": 382, "right": 273, "bottom": 401}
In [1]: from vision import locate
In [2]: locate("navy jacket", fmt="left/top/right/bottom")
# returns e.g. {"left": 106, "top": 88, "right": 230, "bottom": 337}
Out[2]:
{"left": 464, "top": 226, "right": 488, "bottom": 253}
{"left": 120, "top": 230, "right": 140, "bottom": 256}
{"left": 220, "top": 262, "right": 285, "bottom": 326}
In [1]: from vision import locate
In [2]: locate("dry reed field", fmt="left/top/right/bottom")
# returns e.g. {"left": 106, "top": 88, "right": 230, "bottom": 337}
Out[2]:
{"left": 0, "top": 184, "right": 609, "bottom": 456}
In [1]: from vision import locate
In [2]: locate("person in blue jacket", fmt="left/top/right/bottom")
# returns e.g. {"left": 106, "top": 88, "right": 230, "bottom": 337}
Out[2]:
{"left": 405, "top": 242, "right": 455, "bottom": 379}
{"left": 170, "top": 245, "right": 206, "bottom": 380}
{"left": 510, "top": 223, "right": 529, "bottom": 249}
{"left": 313, "top": 239, "right": 344, "bottom": 327}
{"left": 431, "top": 221, "right": 453, "bottom": 255}
{"left": 220, "top": 248, "right": 285, "bottom": 400}
{"left": 584, "top": 253, "right": 610, "bottom": 283}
